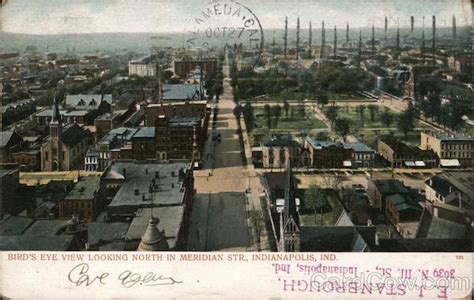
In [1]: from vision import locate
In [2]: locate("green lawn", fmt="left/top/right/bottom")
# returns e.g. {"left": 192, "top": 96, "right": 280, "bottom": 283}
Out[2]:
{"left": 249, "top": 107, "right": 327, "bottom": 145}
{"left": 333, "top": 106, "right": 429, "bottom": 147}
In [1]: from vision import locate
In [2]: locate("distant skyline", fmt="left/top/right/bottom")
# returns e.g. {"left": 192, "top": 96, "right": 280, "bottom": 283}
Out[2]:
{"left": 1, "top": 0, "right": 471, "bottom": 35}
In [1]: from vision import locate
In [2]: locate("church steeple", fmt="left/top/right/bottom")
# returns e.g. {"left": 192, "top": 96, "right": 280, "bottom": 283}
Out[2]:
{"left": 50, "top": 92, "right": 62, "bottom": 138}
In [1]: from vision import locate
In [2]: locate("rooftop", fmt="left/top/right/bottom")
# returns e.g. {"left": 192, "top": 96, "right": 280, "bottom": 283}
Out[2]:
{"left": 299, "top": 226, "right": 376, "bottom": 252}
{"left": 0, "top": 215, "right": 34, "bottom": 236}
{"left": 0, "top": 235, "right": 75, "bottom": 251}
{"left": 427, "top": 131, "right": 473, "bottom": 142}
{"left": 64, "top": 176, "right": 100, "bottom": 201}
{"left": 87, "top": 222, "right": 130, "bottom": 246}
{"left": 162, "top": 84, "right": 201, "bottom": 101}
{"left": 23, "top": 219, "right": 67, "bottom": 236}
{"left": 372, "top": 179, "right": 409, "bottom": 195}
{"left": 126, "top": 206, "right": 184, "bottom": 249}
{"left": 106, "top": 161, "right": 190, "bottom": 210}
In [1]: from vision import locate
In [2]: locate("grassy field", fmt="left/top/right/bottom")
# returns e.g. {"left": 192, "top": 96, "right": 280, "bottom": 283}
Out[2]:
{"left": 334, "top": 106, "right": 430, "bottom": 147}
{"left": 249, "top": 107, "right": 327, "bottom": 145}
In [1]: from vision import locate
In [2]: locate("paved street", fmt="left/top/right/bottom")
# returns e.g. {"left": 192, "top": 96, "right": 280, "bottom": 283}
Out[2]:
{"left": 187, "top": 66, "right": 252, "bottom": 251}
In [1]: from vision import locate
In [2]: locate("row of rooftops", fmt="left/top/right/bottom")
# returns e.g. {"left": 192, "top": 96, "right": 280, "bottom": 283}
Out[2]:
{"left": 305, "top": 137, "right": 376, "bottom": 153}
{"left": 424, "top": 131, "right": 473, "bottom": 142}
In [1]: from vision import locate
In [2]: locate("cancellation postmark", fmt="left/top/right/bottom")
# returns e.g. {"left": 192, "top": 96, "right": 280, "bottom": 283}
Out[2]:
{"left": 185, "top": 0, "right": 264, "bottom": 53}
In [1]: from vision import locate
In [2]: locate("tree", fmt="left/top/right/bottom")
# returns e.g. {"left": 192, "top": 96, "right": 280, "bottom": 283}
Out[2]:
{"left": 233, "top": 104, "right": 243, "bottom": 120}
{"left": 334, "top": 117, "right": 352, "bottom": 141}
{"left": 356, "top": 105, "right": 366, "bottom": 125}
{"left": 263, "top": 104, "right": 271, "bottom": 128}
{"left": 283, "top": 100, "right": 290, "bottom": 119}
{"left": 397, "top": 108, "right": 416, "bottom": 139}
{"left": 317, "top": 94, "right": 329, "bottom": 107}
{"left": 380, "top": 108, "right": 394, "bottom": 128}
{"left": 305, "top": 183, "right": 327, "bottom": 225}
{"left": 368, "top": 104, "right": 379, "bottom": 122}
{"left": 249, "top": 208, "right": 265, "bottom": 249}
{"left": 272, "top": 105, "right": 282, "bottom": 128}
{"left": 427, "top": 92, "right": 441, "bottom": 121}
{"left": 325, "top": 105, "right": 339, "bottom": 129}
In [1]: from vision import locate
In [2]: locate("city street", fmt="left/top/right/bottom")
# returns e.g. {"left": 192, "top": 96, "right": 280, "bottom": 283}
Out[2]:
{"left": 187, "top": 69, "right": 252, "bottom": 251}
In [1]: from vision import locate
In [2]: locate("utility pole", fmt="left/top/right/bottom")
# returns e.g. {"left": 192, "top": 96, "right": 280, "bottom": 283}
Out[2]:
{"left": 284, "top": 16, "right": 288, "bottom": 59}
{"left": 296, "top": 17, "right": 300, "bottom": 60}
{"left": 333, "top": 25, "right": 337, "bottom": 58}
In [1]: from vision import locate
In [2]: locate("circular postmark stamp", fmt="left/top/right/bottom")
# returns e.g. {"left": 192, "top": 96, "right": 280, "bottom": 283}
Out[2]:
{"left": 185, "top": 0, "right": 264, "bottom": 54}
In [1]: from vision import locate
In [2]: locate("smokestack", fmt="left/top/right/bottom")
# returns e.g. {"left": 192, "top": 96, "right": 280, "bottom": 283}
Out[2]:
{"left": 333, "top": 25, "right": 337, "bottom": 58}
{"left": 358, "top": 31, "right": 362, "bottom": 68}
{"left": 346, "top": 22, "right": 350, "bottom": 48}
{"left": 452, "top": 15, "right": 457, "bottom": 41}
{"left": 432, "top": 15, "right": 436, "bottom": 66}
{"left": 296, "top": 17, "right": 300, "bottom": 60}
{"left": 396, "top": 22, "right": 400, "bottom": 51}
{"left": 384, "top": 16, "right": 388, "bottom": 40}
{"left": 320, "top": 21, "right": 326, "bottom": 59}
{"left": 308, "top": 21, "right": 312, "bottom": 58}
{"left": 284, "top": 16, "right": 288, "bottom": 59}
{"left": 371, "top": 24, "right": 375, "bottom": 54}
{"left": 410, "top": 16, "right": 414, "bottom": 33}
{"left": 421, "top": 16, "right": 426, "bottom": 64}
{"left": 272, "top": 29, "right": 275, "bottom": 49}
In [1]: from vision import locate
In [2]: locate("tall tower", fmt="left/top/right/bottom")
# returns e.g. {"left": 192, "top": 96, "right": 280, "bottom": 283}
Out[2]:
{"left": 346, "top": 22, "right": 350, "bottom": 48}
{"left": 452, "top": 15, "right": 456, "bottom": 41}
{"left": 272, "top": 29, "right": 276, "bottom": 49}
{"left": 284, "top": 16, "right": 288, "bottom": 59}
{"left": 296, "top": 17, "right": 300, "bottom": 60}
{"left": 358, "top": 31, "right": 362, "bottom": 68}
{"left": 432, "top": 15, "right": 436, "bottom": 66}
{"left": 396, "top": 22, "right": 400, "bottom": 51}
{"left": 384, "top": 16, "right": 388, "bottom": 40}
{"left": 308, "top": 21, "right": 312, "bottom": 58}
{"left": 410, "top": 16, "right": 415, "bottom": 33}
{"left": 421, "top": 16, "right": 426, "bottom": 64}
{"left": 320, "top": 21, "right": 326, "bottom": 59}
{"left": 333, "top": 25, "right": 337, "bottom": 58}
{"left": 371, "top": 24, "right": 376, "bottom": 54}
{"left": 49, "top": 93, "right": 62, "bottom": 171}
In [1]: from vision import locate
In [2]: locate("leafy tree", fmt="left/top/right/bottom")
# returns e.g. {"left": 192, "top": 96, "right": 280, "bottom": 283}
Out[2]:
{"left": 397, "top": 109, "right": 416, "bottom": 139}
{"left": 272, "top": 105, "right": 282, "bottom": 128}
{"left": 249, "top": 209, "right": 265, "bottom": 249}
{"left": 427, "top": 92, "right": 441, "bottom": 122}
{"left": 334, "top": 118, "right": 352, "bottom": 141}
{"left": 368, "top": 104, "right": 379, "bottom": 122}
{"left": 233, "top": 104, "right": 243, "bottom": 120}
{"left": 356, "top": 105, "right": 366, "bottom": 125}
{"left": 325, "top": 105, "right": 339, "bottom": 129}
{"left": 305, "top": 183, "right": 327, "bottom": 225}
{"left": 264, "top": 104, "right": 271, "bottom": 129}
{"left": 317, "top": 94, "right": 329, "bottom": 107}
{"left": 380, "top": 108, "right": 394, "bottom": 128}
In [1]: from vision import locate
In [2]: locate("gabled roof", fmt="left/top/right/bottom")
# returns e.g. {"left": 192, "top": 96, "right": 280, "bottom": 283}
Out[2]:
{"left": 65, "top": 94, "right": 113, "bottom": 107}
{"left": 60, "top": 124, "right": 89, "bottom": 147}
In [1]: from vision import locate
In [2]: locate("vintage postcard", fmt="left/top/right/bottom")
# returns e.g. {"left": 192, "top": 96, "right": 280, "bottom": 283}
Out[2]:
{"left": 0, "top": 0, "right": 472, "bottom": 299}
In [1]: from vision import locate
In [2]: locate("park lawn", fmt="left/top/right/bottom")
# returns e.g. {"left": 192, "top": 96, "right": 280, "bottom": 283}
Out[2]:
{"left": 250, "top": 107, "right": 327, "bottom": 145}
{"left": 336, "top": 106, "right": 392, "bottom": 128}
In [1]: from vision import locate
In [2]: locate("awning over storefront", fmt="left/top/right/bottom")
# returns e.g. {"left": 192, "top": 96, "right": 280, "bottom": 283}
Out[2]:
{"left": 404, "top": 161, "right": 416, "bottom": 167}
{"left": 440, "top": 159, "right": 461, "bottom": 167}
{"left": 343, "top": 161, "right": 352, "bottom": 167}
{"left": 415, "top": 161, "right": 426, "bottom": 167}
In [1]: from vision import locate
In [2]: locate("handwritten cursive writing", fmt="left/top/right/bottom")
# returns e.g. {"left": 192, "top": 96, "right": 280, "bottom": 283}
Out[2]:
{"left": 118, "top": 270, "right": 183, "bottom": 288}
{"left": 68, "top": 263, "right": 109, "bottom": 286}
{"left": 67, "top": 263, "right": 183, "bottom": 288}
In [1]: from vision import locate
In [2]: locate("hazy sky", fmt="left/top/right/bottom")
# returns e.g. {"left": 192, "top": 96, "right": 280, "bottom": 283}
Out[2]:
{"left": 1, "top": 0, "right": 471, "bottom": 34}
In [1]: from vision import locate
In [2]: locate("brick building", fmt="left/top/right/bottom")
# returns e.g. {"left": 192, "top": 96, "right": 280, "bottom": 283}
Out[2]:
{"left": 420, "top": 131, "right": 474, "bottom": 167}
